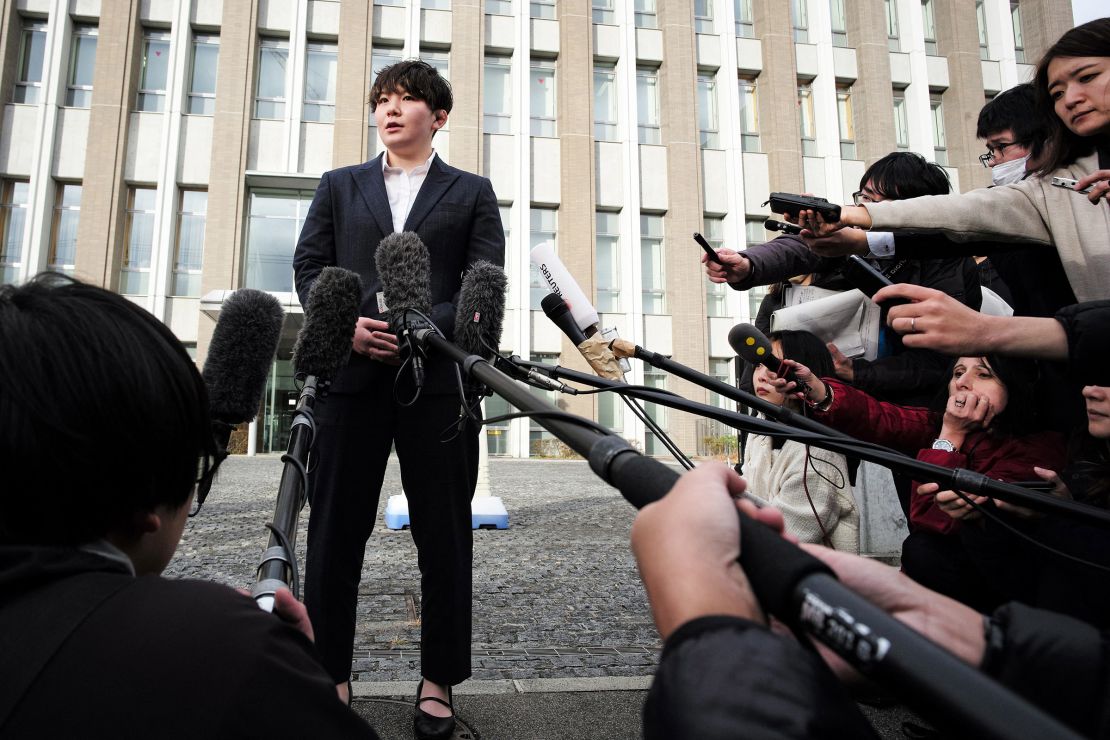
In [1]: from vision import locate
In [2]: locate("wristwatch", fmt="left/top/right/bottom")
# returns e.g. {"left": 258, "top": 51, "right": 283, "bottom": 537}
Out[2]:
{"left": 931, "top": 438, "right": 957, "bottom": 452}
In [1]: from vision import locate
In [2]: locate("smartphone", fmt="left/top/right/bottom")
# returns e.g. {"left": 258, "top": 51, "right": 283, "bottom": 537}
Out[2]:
{"left": 844, "top": 255, "right": 910, "bottom": 307}
{"left": 763, "top": 192, "right": 842, "bottom": 222}
{"left": 1010, "top": 480, "right": 1057, "bottom": 492}
{"left": 764, "top": 218, "right": 803, "bottom": 236}
{"left": 693, "top": 232, "right": 721, "bottom": 263}
{"left": 1050, "top": 176, "right": 1093, "bottom": 194}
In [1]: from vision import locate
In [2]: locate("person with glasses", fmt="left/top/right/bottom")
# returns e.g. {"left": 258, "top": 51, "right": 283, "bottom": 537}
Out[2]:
{"left": 0, "top": 274, "right": 379, "bottom": 738}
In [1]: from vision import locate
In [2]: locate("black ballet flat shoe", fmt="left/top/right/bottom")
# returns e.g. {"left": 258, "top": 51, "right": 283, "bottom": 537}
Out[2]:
{"left": 413, "top": 679, "right": 455, "bottom": 740}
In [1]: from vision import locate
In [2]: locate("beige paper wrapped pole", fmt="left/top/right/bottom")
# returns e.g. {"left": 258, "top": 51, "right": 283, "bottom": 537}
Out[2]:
{"left": 577, "top": 334, "right": 626, "bottom": 381}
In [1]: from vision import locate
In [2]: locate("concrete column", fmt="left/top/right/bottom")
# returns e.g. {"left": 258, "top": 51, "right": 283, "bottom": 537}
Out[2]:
{"left": 334, "top": 1, "right": 372, "bottom": 168}
{"left": 752, "top": 0, "right": 802, "bottom": 194}
{"left": 1020, "top": 0, "right": 1072, "bottom": 65}
{"left": 450, "top": 0, "right": 484, "bottom": 174}
{"left": 848, "top": 0, "right": 897, "bottom": 166}
{"left": 936, "top": 0, "right": 989, "bottom": 191}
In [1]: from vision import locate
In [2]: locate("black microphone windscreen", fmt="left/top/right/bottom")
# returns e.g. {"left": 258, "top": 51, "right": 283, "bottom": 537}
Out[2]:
{"left": 727, "top": 323, "right": 779, "bottom": 370}
{"left": 540, "top": 292, "right": 568, "bottom": 318}
{"left": 453, "top": 260, "right": 507, "bottom": 359}
{"left": 375, "top": 231, "right": 432, "bottom": 326}
{"left": 203, "top": 289, "right": 285, "bottom": 424}
{"left": 541, "top": 292, "right": 588, "bottom": 345}
{"left": 293, "top": 266, "right": 362, "bottom": 380}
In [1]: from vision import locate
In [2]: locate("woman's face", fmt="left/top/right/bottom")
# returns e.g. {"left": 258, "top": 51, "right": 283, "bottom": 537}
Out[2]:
{"left": 1047, "top": 55, "right": 1110, "bottom": 137}
{"left": 1083, "top": 385, "right": 1110, "bottom": 439}
{"left": 948, "top": 357, "right": 1009, "bottom": 416}
{"left": 752, "top": 339, "right": 787, "bottom": 407}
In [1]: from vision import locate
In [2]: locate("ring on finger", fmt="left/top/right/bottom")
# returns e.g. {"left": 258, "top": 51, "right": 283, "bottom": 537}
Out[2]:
{"left": 910, "top": 317, "right": 917, "bottom": 333}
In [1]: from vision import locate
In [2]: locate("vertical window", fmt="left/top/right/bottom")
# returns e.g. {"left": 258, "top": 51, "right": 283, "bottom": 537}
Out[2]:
{"left": 708, "top": 358, "right": 734, "bottom": 409}
{"left": 885, "top": 0, "right": 900, "bottom": 51}
{"left": 485, "top": 392, "right": 511, "bottom": 455}
{"left": 635, "top": 0, "right": 658, "bottom": 29}
{"left": 530, "top": 0, "right": 555, "bottom": 19}
{"left": 798, "top": 83, "right": 817, "bottom": 156}
{"left": 246, "top": 189, "right": 314, "bottom": 292}
{"left": 529, "top": 351, "right": 560, "bottom": 453}
{"left": 120, "top": 187, "right": 156, "bottom": 296}
{"left": 643, "top": 366, "right": 668, "bottom": 456}
{"left": 530, "top": 59, "right": 556, "bottom": 137}
{"left": 830, "top": 0, "right": 848, "bottom": 47}
{"left": 595, "top": 211, "right": 621, "bottom": 313}
{"left": 744, "top": 218, "right": 767, "bottom": 320}
{"left": 694, "top": 0, "right": 714, "bottom": 33}
{"left": 837, "top": 87, "right": 856, "bottom": 159}
{"left": 703, "top": 216, "right": 728, "bottom": 318}
{"left": 921, "top": 0, "right": 938, "bottom": 55}
{"left": 66, "top": 25, "right": 98, "bottom": 108}
{"left": 1010, "top": 2, "right": 1025, "bottom": 63}
{"left": 594, "top": 64, "right": 618, "bottom": 141}
{"left": 976, "top": 1, "right": 989, "bottom": 60}
{"left": 931, "top": 96, "right": 947, "bottom": 165}
{"left": 484, "top": 54, "right": 512, "bottom": 134}
{"left": 893, "top": 93, "right": 909, "bottom": 150}
{"left": 791, "top": 0, "right": 809, "bottom": 43}
{"left": 735, "top": 0, "right": 754, "bottom": 38}
{"left": 255, "top": 38, "right": 289, "bottom": 119}
{"left": 187, "top": 34, "right": 219, "bottom": 115}
{"left": 422, "top": 0, "right": 451, "bottom": 7}
{"left": 593, "top": 0, "right": 616, "bottom": 24}
{"left": 598, "top": 390, "right": 622, "bottom": 432}
{"left": 49, "top": 183, "right": 81, "bottom": 273}
{"left": 697, "top": 74, "right": 720, "bottom": 149}
{"left": 641, "top": 214, "right": 665, "bottom": 315}
{"left": 303, "top": 42, "right": 337, "bottom": 123}
{"left": 421, "top": 49, "right": 450, "bottom": 80}
{"left": 529, "top": 208, "right": 557, "bottom": 310}
{"left": 14, "top": 20, "right": 47, "bottom": 104}
{"left": 172, "top": 190, "right": 206, "bottom": 296}
{"left": 137, "top": 31, "right": 171, "bottom": 112}
{"left": 1, "top": 181, "right": 29, "bottom": 284}
{"left": 738, "top": 77, "right": 760, "bottom": 152}
{"left": 486, "top": 0, "right": 512, "bottom": 13}
{"left": 637, "top": 68, "right": 661, "bottom": 145}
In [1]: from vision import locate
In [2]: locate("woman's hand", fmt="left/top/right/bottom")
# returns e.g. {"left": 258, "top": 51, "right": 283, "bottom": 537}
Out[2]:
{"left": 939, "top": 391, "right": 995, "bottom": 448}
{"left": 923, "top": 481, "right": 988, "bottom": 521}
{"left": 993, "top": 467, "right": 1074, "bottom": 519}
{"left": 1075, "top": 169, "right": 1110, "bottom": 206}
{"left": 701, "top": 248, "right": 752, "bottom": 284}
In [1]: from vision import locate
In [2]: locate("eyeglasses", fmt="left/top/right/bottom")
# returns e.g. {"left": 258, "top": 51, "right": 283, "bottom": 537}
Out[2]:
{"left": 189, "top": 449, "right": 228, "bottom": 517}
{"left": 851, "top": 190, "right": 879, "bottom": 206}
{"left": 978, "top": 141, "right": 1022, "bottom": 167}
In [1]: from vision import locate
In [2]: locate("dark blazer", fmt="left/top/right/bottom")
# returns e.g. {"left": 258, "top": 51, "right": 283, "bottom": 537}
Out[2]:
{"left": 293, "top": 153, "right": 505, "bottom": 394}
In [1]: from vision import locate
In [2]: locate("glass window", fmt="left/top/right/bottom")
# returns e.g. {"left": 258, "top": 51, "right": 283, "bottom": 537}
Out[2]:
{"left": 137, "top": 30, "right": 171, "bottom": 112}
{"left": 637, "top": 68, "right": 661, "bottom": 145}
{"left": 745, "top": 217, "right": 765, "bottom": 247}
{"left": 704, "top": 216, "right": 728, "bottom": 318}
{"left": 255, "top": 38, "right": 289, "bottom": 119}
{"left": 1011, "top": 2, "right": 1025, "bottom": 63}
{"left": 172, "top": 190, "right": 206, "bottom": 296}
{"left": 421, "top": 49, "right": 450, "bottom": 81}
{"left": 375, "top": 0, "right": 406, "bottom": 5}
{"left": 694, "top": 0, "right": 714, "bottom": 33}
{"left": 596, "top": 211, "right": 621, "bottom": 313}
{"left": 697, "top": 74, "right": 720, "bottom": 149}
{"left": 1, "top": 181, "right": 30, "bottom": 284}
{"left": 643, "top": 366, "right": 668, "bottom": 456}
{"left": 708, "top": 357, "right": 734, "bottom": 409}
{"left": 594, "top": 64, "right": 618, "bottom": 142}
{"left": 893, "top": 93, "right": 909, "bottom": 150}
{"left": 530, "top": 60, "right": 556, "bottom": 137}
{"left": 66, "top": 25, "right": 98, "bottom": 108}
{"left": 485, "top": 390, "right": 511, "bottom": 455}
{"left": 976, "top": 1, "right": 989, "bottom": 60}
{"left": 529, "top": 351, "right": 560, "bottom": 454}
{"left": 120, "top": 187, "right": 156, "bottom": 295}
{"left": 246, "top": 189, "right": 314, "bottom": 293}
{"left": 931, "top": 96, "right": 947, "bottom": 166}
{"left": 738, "top": 77, "right": 760, "bottom": 152}
{"left": 921, "top": 0, "right": 938, "bottom": 55}
{"left": 798, "top": 83, "right": 817, "bottom": 156}
{"left": 598, "top": 389, "right": 622, "bottom": 431}
{"left": 48, "top": 183, "right": 81, "bottom": 273}
{"left": 593, "top": 0, "right": 615, "bottom": 25}
{"left": 641, "top": 214, "right": 665, "bottom": 315}
{"left": 885, "top": 0, "right": 900, "bottom": 51}
{"left": 484, "top": 54, "right": 512, "bottom": 134}
{"left": 635, "top": 0, "right": 658, "bottom": 29}
{"left": 422, "top": 0, "right": 451, "bottom": 7}
{"left": 531, "top": 0, "right": 555, "bottom": 19}
{"left": 486, "top": 0, "right": 512, "bottom": 14}
{"left": 187, "top": 34, "right": 219, "bottom": 115}
{"left": 735, "top": 0, "right": 754, "bottom": 37}
{"left": 14, "top": 20, "right": 47, "bottom": 104}
{"left": 529, "top": 208, "right": 557, "bottom": 310}
{"left": 830, "top": 0, "right": 847, "bottom": 46}
{"left": 791, "top": 0, "right": 809, "bottom": 43}
{"left": 304, "top": 42, "right": 337, "bottom": 123}
{"left": 837, "top": 86, "right": 856, "bottom": 159}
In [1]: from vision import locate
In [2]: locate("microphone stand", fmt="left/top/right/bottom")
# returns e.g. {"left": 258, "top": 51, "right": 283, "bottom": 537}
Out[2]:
{"left": 251, "top": 374, "right": 323, "bottom": 612}
{"left": 414, "top": 329, "right": 1081, "bottom": 740}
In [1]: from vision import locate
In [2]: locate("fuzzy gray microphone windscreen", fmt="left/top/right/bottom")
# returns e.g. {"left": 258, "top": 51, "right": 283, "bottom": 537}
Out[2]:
{"left": 293, "top": 266, "right": 363, "bottom": 380}
{"left": 203, "top": 289, "right": 285, "bottom": 424}
{"left": 453, "top": 261, "right": 507, "bottom": 358}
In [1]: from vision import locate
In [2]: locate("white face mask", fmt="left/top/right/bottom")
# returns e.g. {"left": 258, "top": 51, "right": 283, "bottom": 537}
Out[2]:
{"left": 991, "top": 155, "right": 1030, "bottom": 186}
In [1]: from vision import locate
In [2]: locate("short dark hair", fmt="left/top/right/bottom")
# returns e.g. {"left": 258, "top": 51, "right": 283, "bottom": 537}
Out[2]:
{"left": 769, "top": 330, "right": 835, "bottom": 380}
{"left": 0, "top": 274, "right": 219, "bottom": 545}
{"left": 976, "top": 83, "right": 1048, "bottom": 160}
{"left": 860, "top": 152, "right": 951, "bottom": 200}
{"left": 368, "top": 59, "right": 453, "bottom": 115}
{"left": 1032, "top": 18, "right": 1110, "bottom": 176}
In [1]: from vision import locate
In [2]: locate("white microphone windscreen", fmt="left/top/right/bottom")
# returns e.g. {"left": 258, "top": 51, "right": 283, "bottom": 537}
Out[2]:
{"left": 530, "top": 242, "right": 599, "bottom": 332}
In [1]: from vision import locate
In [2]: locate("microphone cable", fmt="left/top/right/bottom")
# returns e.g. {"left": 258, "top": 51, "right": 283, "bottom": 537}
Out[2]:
{"left": 394, "top": 307, "right": 439, "bottom": 407}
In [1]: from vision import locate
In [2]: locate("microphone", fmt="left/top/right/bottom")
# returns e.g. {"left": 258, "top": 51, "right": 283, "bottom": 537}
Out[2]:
{"left": 199, "top": 288, "right": 285, "bottom": 511}
{"left": 541, "top": 292, "right": 588, "bottom": 346}
{"left": 727, "top": 323, "right": 800, "bottom": 387}
{"left": 453, "top": 260, "right": 507, "bottom": 360}
{"left": 375, "top": 231, "right": 433, "bottom": 389}
{"left": 530, "top": 242, "right": 600, "bottom": 334}
{"left": 293, "top": 266, "right": 362, "bottom": 383}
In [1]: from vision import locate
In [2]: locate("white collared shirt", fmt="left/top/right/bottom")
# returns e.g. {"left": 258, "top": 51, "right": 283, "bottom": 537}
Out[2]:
{"left": 382, "top": 150, "right": 437, "bottom": 233}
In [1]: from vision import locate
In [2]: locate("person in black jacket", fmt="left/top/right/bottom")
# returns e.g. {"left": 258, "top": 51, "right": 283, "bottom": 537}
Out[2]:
{"left": 0, "top": 275, "right": 377, "bottom": 739}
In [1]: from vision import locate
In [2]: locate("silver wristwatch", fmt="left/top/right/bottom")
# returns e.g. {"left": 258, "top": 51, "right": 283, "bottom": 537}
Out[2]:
{"left": 931, "top": 438, "right": 957, "bottom": 452}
